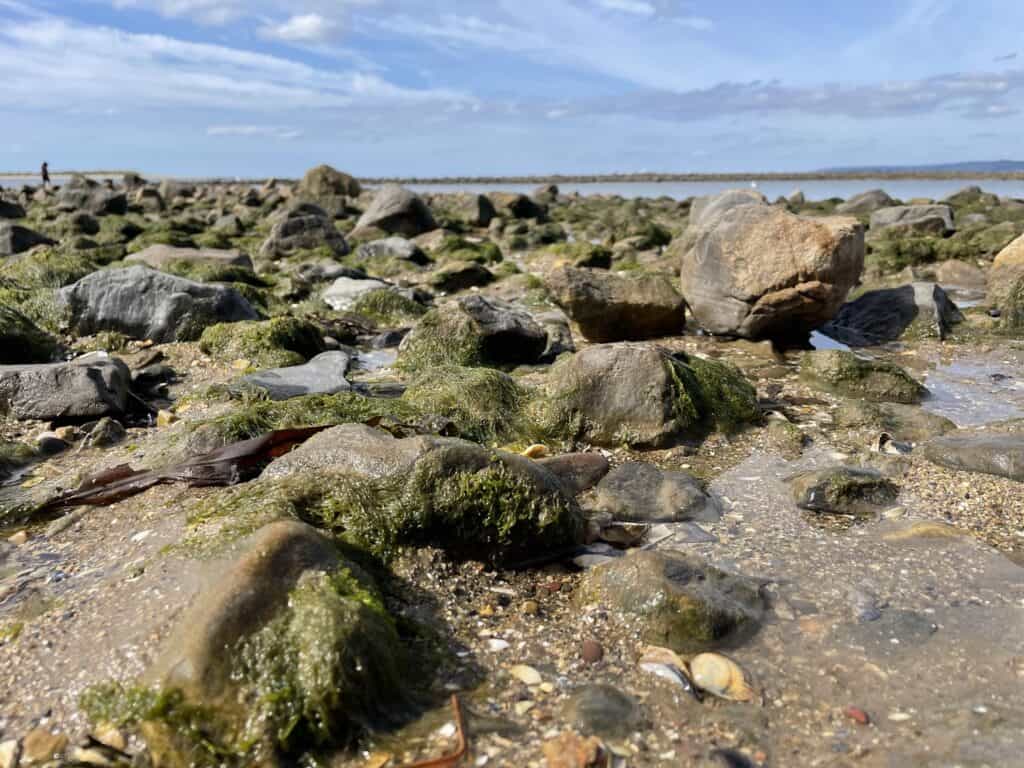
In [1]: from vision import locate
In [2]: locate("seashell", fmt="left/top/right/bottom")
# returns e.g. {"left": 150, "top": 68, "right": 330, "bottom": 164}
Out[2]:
{"left": 521, "top": 444, "right": 549, "bottom": 459}
{"left": 871, "top": 432, "right": 912, "bottom": 456}
{"left": 687, "top": 652, "right": 754, "bottom": 702}
{"left": 638, "top": 645, "right": 700, "bottom": 700}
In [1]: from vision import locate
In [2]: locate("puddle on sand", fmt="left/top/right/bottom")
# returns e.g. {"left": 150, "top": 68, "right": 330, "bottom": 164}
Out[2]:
{"left": 922, "top": 353, "right": 1024, "bottom": 427}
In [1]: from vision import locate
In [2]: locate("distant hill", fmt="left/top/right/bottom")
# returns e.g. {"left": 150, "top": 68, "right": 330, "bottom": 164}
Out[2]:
{"left": 822, "top": 160, "right": 1024, "bottom": 174}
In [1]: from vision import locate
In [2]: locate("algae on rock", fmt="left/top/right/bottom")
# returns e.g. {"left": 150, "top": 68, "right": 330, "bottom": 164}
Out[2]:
{"left": 199, "top": 317, "right": 326, "bottom": 369}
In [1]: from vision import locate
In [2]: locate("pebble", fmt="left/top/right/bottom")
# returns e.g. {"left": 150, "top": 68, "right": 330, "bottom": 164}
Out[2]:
{"left": 7, "top": 531, "right": 28, "bottom": 546}
{"left": 844, "top": 705, "right": 871, "bottom": 725}
{"left": 514, "top": 701, "right": 536, "bottom": 716}
{"left": 53, "top": 425, "right": 83, "bottom": 442}
{"left": 231, "top": 358, "right": 251, "bottom": 370}
{"left": 35, "top": 432, "right": 68, "bottom": 455}
{"left": 887, "top": 711, "right": 912, "bottom": 722}
{"left": 581, "top": 639, "right": 604, "bottom": 664}
{"left": 509, "top": 664, "right": 543, "bottom": 686}
{"left": 0, "top": 741, "right": 18, "bottom": 768}
{"left": 21, "top": 728, "right": 68, "bottom": 764}
{"left": 488, "top": 638, "right": 510, "bottom": 652}
{"left": 156, "top": 409, "right": 177, "bottom": 427}
{"left": 93, "top": 722, "right": 127, "bottom": 751}
{"left": 521, "top": 600, "right": 540, "bottom": 616}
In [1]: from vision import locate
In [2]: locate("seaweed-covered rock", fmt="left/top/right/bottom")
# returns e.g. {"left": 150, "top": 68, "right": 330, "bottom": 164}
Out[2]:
{"left": 58, "top": 266, "right": 259, "bottom": 343}
{"left": 259, "top": 212, "right": 349, "bottom": 259}
{"left": 296, "top": 164, "right": 361, "bottom": 216}
{"left": 490, "top": 192, "right": 546, "bottom": 221}
{"left": 545, "top": 266, "right": 685, "bottom": 342}
{"left": 403, "top": 365, "right": 526, "bottom": 442}
{"left": 833, "top": 401, "right": 955, "bottom": 443}
{"left": 869, "top": 205, "right": 954, "bottom": 237}
{"left": 578, "top": 550, "right": 764, "bottom": 653}
{"left": 429, "top": 192, "right": 496, "bottom": 228}
{"left": 237, "top": 351, "right": 352, "bottom": 401}
{"left": 676, "top": 205, "right": 864, "bottom": 341}
{"left": 352, "top": 185, "right": 436, "bottom": 239}
{"left": 56, "top": 175, "right": 127, "bottom": 216}
{"left": 799, "top": 350, "right": 926, "bottom": 404}
{"left": 788, "top": 466, "right": 899, "bottom": 516}
{"left": 0, "top": 222, "right": 55, "bottom": 257}
{"left": 428, "top": 261, "right": 494, "bottom": 292}
{"left": 589, "top": 461, "right": 721, "bottom": 523}
{"left": 397, "top": 296, "right": 547, "bottom": 370}
{"left": 355, "top": 237, "right": 430, "bottom": 266}
{"left": 322, "top": 276, "right": 391, "bottom": 311}
{"left": 921, "top": 431, "right": 1024, "bottom": 481}
{"left": 200, "top": 317, "right": 326, "bottom": 368}
{"left": 820, "top": 283, "right": 963, "bottom": 346}
{"left": 536, "top": 343, "right": 758, "bottom": 448}
{"left": 0, "top": 353, "right": 130, "bottom": 420}
{"left": 0, "top": 305, "right": 57, "bottom": 363}
{"left": 141, "top": 520, "right": 408, "bottom": 759}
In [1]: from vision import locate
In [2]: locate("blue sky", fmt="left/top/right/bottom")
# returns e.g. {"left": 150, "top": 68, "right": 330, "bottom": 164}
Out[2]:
{"left": 2, "top": 0, "right": 1023, "bottom": 177}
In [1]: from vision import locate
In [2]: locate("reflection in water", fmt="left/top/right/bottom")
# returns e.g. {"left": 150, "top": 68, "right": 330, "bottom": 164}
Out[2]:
{"left": 923, "top": 355, "right": 1024, "bottom": 427}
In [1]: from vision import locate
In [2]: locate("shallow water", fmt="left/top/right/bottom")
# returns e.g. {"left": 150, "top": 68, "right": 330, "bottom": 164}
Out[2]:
{"left": 922, "top": 353, "right": 1024, "bottom": 427}
{"left": 808, "top": 331, "right": 851, "bottom": 351}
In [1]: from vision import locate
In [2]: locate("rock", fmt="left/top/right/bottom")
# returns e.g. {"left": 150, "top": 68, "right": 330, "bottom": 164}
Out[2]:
{"left": 322, "top": 276, "right": 391, "bottom": 311}
{"left": 578, "top": 550, "right": 764, "bottom": 652}
{"left": 211, "top": 212, "right": 242, "bottom": 234}
{"left": 0, "top": 199, "right": 26, "bottom": 219}
{"left": 126, "top": 244, "right": 254, "bottom": 272}
{"left": 490, "top": 192, "right": 546, "bottom": 220}
{"left": 0, "top": 739, "right": 17, "bottom": 768}
{"left": 428, "top": 261, "right": 494, "bottom": 292}
{"left": 832, "top": 401, "right": 955, "bottom": 443}
{"left": 679, "top": 188, "right": 768, "bottom": 252}
{"left": 55, "top": 211, "right": 100, "bottom": 236}
{"left": 786, "top": 188, "right": 806, "bottom": 207}
{"left": 921, "top": 431, "right": 1024, "bottom": 481}
{"left": 58, "top": 265, "right": 259, "bottom": 343}
{"left": 352, "top": 184, "right": 436, "bottom": 238}
{"left": 590, "top": 461, "right": 721, "bottom": 523}
{"left": 545, "top": 266, "right": 685, "bottom": 342}
{"left": 536, "top": 309, "right": 576, "bottom": 361}
{"left": 356, "top": 237, "right": 430, "bottom": 266}
{"left": 869, "top": 205, "right": 954, "bottom": 236}
{"left": 146, "top": 520, "right": 408, "bottom": 757}
{"left": 0, "top": 354, "right": 130, "bottom": 420}
{"left": 21, "top": 729, "right": 69, "bottom": 764}
{"left": 934, "top": 259, "right": 987, "bottom": 289}
{"left": 296, "top": 164, "right": 361, "bottom": 207}
{"left": 510, "top": 664, "right": 543, "bottom": 686}
{"left": 259, "top": 211, "right": 349, "bottom": 259}
{"left": 799, "top": 350, "right": 926, "bottom": 404}
{"left": 993, "top": 232, "right": 1024, "bottom": 270}
{"left": 237, "top": 350, "right": 352, "bottom": 400}
{"left": 56, "top": 175, "right": 126, "bottom": 216}
{"left": 581, "top": 638, "right": 604, "bottom": 664}
{"left": 563, "top": 684, "right": 640, "bottom": 739}
{"left": 542, "top": 732, "right": 607, "bottom": 768}
{"left": 87, "top": 416, "right": 126, "bottom": 447}
{"left": 537, "top": 344, "right": 758, "bottom": 448}
{"left": 263, "top": 423, "right": 429, "bottom": 480}
{"left": 133, "top": 187, "right": 165, "bottom": 213}
{"left": 676, "top": 204, "right": 864, "bottom": 341}
{"left": 537, "top": 453, "right": 610, "bottom": 494}
{"left": 0, "top": 306, "right": 57, "bottom": 363}
{"left": 398, "top": 295, "right": 547, "bottom": 370}
{"left": 0, "top": 222, "right": 56, "bottom": 256}
{"left": 820, "top": 283, "right": 963, "bottom": 345}
{"left": 835, "top": 189, "right": 896, "bottom": 215}
{"left": 788, "top": 466, "right": 899, "bottom": 516}
{"left": 429, "top": 192, "right": 496, "bottom": 228}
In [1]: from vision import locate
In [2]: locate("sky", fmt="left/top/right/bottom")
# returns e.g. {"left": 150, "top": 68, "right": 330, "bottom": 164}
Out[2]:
{"left": 2, "top": 0, "right": 1024, "bottom": 177}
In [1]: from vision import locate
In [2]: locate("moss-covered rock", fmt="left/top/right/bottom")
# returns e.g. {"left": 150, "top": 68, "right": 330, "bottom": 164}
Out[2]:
{"left": 534, "top": 344, "right": 759, "bottom": 448}
{"left": 0, "top": 248, "right": 101, "bottom": 331}
{"left": 348, "top": 288, "right": 427, "bottom": 326}
{"left": 401, "top": 365, "right": 527, "bottom": 443}
{"left": 199, "top": 317, "right": 326, "bottom": 368}
{"left": 799, "top": 349, "right": 926, "bottom": 404}
{"left": 789, "top": 466, "right": 899, "bottom": 516}
{"left": 127, "top": 225, "right": 197, "bottom": 253}
{"left": 0, "top": 440, "right": 36, "bottom": 481}
{"left": 533, "top": 242, "right": 613, "bottom": 270}
{"left": 577, "top": 550, "right": 764, "bottom": 653}
{"left": 434, "top": 235, "right": 503, "bottom": 264}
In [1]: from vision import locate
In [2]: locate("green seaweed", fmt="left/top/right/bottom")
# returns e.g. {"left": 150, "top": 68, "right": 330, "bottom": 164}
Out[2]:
{"left": 199, "top": 317, "right": 326, "bottom": 368}
{"left": 349, "top": 289, "right": 427, "bottom": 326}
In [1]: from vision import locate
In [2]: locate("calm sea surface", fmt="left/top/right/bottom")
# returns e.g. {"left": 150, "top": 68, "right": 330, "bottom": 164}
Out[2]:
{"left": 3, "top": 176, "right": 1024, "bottom": 201}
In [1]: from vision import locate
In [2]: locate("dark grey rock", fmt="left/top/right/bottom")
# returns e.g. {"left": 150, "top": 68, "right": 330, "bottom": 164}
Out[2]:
{"left": 835, "top": 189, "right": 896, "bottom": 215}
{"left": 0, "top": 222, "right": 56, "bottom": 256}
{"left": 563, "top": 685, "right": 640, "bottom": 739}
{"left": 869, "top": 205, "right": 954, "bottom": 236}
{"left": 58, "top": 265, "right": 259, "bottom": 343}
{"left": 457, "top": 295, "right": 547, "bottom": 363}
{"left": 356, "top": 237, "right": 430, "bottom": 266}
{"left": 259, "top": 212, "right": 349, "bottom": 259}
{"left": 921, "top": 431, "right": 1024, "bottom": 481}
{"left": 788, "top": 466, "right": 899, "bottom": 516}
{"left": 821, "top": 283, "right": 963, "bottom": 345}
{"left": 0, "top": 199, "right": 26, "bottom": 219}
{"left": 537, "top": 453, "right": 610, "bottom": 494}
{"left": 429, "top": 261, "right": 494, "bottom": 292}
{"left": 0, "top": 354, "right": 130, "bottom": 420}
{"left": 353, "top": 184, "right": 436, "bottom": 238}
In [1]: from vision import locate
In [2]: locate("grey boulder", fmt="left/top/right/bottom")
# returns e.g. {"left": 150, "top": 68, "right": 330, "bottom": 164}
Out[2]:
{"left": 835, "top": 189, "right": 896, "bottom": 215}
{"left": 352, "top": 184, "right": 437, "bottom": 238}
{"left": 589, "top": 461, "right": 721, "bottom": 523}
{"left": 58, "top": 265, "right": 259, "bottom": 343}
{"left": 0, "top": 222, "right": 56, "bottom": 257}
{"left": 259, "top": 212, "right": 349, "bottom": 259}
{"left": 820, "top": 282, "right": 963, "bottom": 346}
{"left": 126, "top": 244, "right": 254, "bottom": 272}
{"left": 322, "top": 276, "right": 391, "bottom": 311}
{"left": 237, "top": 350, "right": 352, "bottom": 401}
{"left": 869, "top": 205, "right": 954, "bottom": 237}
{"left": 0, "top": 353, "right": 130, "bottom": 420}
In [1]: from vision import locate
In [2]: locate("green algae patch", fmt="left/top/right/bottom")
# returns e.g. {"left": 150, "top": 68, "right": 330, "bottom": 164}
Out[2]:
{"left": 671, "top": 353, "right": 761, "bottom": 434}
{"left": 401, "top": 365, "right": 527, "bottom": 443}
{"left": 435, "top": 235, "right": 503, "bottom": 264}
{"left": 0, "top": 248, "right": 103, "bottom": 331}
{"left": 199, "top": 317, "right": 326, "bottom": 368}
{"left": 349, "top": 288, "right": 427, "bottom": 326}
{"left": 395, "top": 305, "right": 484, "bottom": 372}
{"left": 161, "top": 258, "right": 263, "bottom": 286}
{"left": 538, "top": 242, "right": 613, "bottom": 269}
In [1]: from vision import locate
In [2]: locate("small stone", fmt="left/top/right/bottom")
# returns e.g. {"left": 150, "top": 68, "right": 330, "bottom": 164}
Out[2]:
{"left": 21, "top": 728, "right": 69, "bottom": 764}
{"left": 53, "top": 425, "right": 84, "bottom": 442}
{"left": 521, "top": 444, "right": 549, "bottom": 459}
{"left": 93, "top": 722, "right": 127, "bottom": 751}
{"left": 156, "top": 409, "right": 177, "bottom": 427}
{"left": 514, "top": 700, "right": 536, "bottom": 716}
{"left": 542, "top": 732, "right": 607, "bottom": 768}
{"left": 87, "top": 417, "right": 126, "bottom": 447}
{"left": 844, "top": 705, "right": 871, "bottom": 725}
{"left": 510, "top": 664, "right": 543, "bottom": 686}
{"left": 35, "top": 431, "right": 68, "bottom": 455}
{"left": 478, "top": 604, "right": 495, "bottom": 618}
{"left": 887, "top": 711, "right": 912, "bottom": 722}
{"left": 488, "top": 638, "right": 510, "bottom": 652}
{"left": 581, "top": 639, "right": 604, "bottom": 664}
{"left": 0, "top": 740, "right": 18, "bottom": 768}
{"left": 521, "top": 600, "right": 540, "bottom": 616}
{"left": 7, "top": 530, "right": 28, "bottom": 546}
{"left": 231, "top": 358, "right": 251, "bottom": 370}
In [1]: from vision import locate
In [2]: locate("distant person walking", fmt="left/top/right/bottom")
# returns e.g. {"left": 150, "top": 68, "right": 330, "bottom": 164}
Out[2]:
{"left": 40, "top": 161, "right": 50, "bottom": 189}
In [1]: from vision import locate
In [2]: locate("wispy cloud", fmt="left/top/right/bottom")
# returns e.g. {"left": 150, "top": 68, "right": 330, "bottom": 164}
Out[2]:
{"left": 260, "top": 13, "right": 341, "bottom": 43}
{"left": 595, "top": 0, "right": 655, "bottom": 16}
{"left": 207, "top": 125, "right": 304, "bottom": 139}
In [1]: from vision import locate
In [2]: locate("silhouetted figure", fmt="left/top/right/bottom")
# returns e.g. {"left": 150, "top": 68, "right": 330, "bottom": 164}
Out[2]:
{"left": 41, "top": 162, "right": 50, "bottom": 188}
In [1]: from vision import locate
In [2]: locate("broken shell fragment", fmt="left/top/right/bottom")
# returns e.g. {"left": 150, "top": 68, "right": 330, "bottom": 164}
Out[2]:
{"left": 687, "top": 652, "right": 755, "bottom": 702}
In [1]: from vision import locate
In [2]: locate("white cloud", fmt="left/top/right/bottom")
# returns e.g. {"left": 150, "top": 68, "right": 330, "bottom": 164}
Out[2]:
{"left": 674, "top": 15, "right": 713, "bottom": 31}
{"left": 595, "top": 0, "right": 655, "bottom": 16}
{"left": 111, "top": 0, "right": 245, "bottom": 25}
{"left": 207, "top": 125, "right": 303, "bottom": 139}
{"left": 0, "top": 17, "right": 471, "bottom": 111}
{"left": 260, "top": 13, "right": 340, "bottom": 43}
